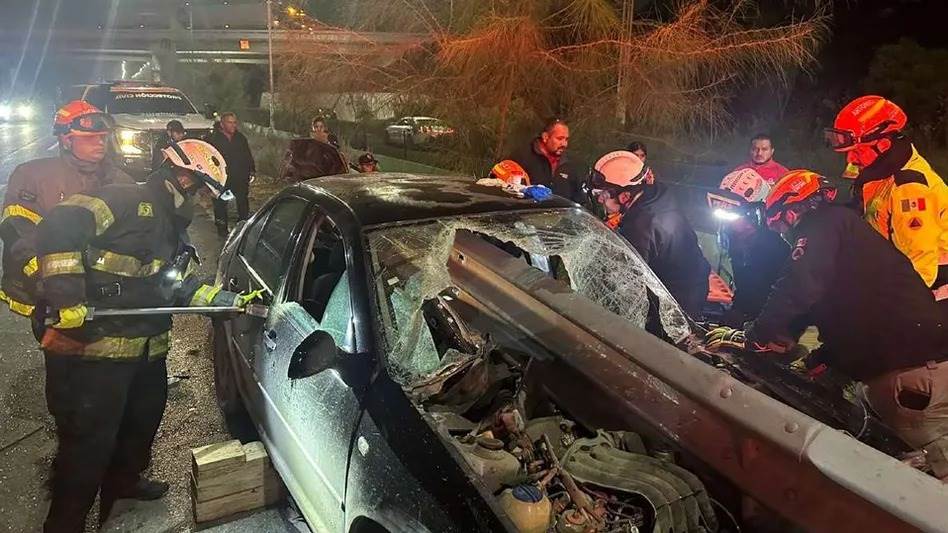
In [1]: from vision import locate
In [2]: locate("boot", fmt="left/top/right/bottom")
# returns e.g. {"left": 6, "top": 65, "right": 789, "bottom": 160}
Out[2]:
{"left": 99, "top": 477, "right": 170, "bottom": 527}
{"left": 113, "top": 477, "right": 169, "bottom": 500}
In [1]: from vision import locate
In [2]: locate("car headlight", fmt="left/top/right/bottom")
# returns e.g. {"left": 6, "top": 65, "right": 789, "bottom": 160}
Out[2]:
{"left": 116, "top": 128, "right": 147, "bottom": 155}
{"left": 17, "top": 104, "right": 33, "bottom": 119}
{"left": 0, "top": 104, "right": 11, "bottom": 120}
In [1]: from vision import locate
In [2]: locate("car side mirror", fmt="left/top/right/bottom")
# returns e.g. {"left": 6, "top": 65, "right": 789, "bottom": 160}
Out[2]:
{"left": 203, "top": 103, "right": 218, "bottom": 120}
{"left": 287, "top": 330, "right": 340, "bottom": 379}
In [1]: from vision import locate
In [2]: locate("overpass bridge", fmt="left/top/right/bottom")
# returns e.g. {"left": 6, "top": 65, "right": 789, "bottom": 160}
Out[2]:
{"left": 0, "top": 27, "right": 422, "bottom": 68}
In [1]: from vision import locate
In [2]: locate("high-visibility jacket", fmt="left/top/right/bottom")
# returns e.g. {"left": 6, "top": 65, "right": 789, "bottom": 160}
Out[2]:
{"left": 0, "top": 152, "right": 133, "bottom": 316}
{"left": 853, "top": 137, "right": 948, "bottom": 293}
{"left": 36, "top": 170, "right": 236, "bottom": 360}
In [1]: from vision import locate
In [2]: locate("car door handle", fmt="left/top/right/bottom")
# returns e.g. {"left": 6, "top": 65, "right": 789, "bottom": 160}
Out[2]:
{"left": 264, "top": 328, "right": 277, "bottom": 351}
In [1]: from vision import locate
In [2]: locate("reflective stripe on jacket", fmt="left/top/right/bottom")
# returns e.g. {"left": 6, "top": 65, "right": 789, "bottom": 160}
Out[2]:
{"left": 36, "top": 171, "right": 236, "bottom": 360}
{"left": 0, "top": 152, "right": 133, "bottom": 316}
{"left": 855, "top": 138, "right": 948, "bottom": 288}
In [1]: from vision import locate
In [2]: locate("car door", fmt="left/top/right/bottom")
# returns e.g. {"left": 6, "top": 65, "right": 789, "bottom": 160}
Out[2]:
{"left": 249, "top": 212, "right": 363, "bottom": 533}
{"left": 226, "top": 196, "right": 311, "bottom": 364}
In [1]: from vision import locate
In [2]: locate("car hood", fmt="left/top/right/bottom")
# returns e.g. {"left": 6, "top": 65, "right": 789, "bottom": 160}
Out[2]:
{"left": 111, "top": 113, "right": 213, "bottom": 132}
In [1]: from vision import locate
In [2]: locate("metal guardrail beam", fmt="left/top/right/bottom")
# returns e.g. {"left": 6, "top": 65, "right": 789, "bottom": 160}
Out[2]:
{"left": 448, "top": 230, "right": 948, "bottom": 533}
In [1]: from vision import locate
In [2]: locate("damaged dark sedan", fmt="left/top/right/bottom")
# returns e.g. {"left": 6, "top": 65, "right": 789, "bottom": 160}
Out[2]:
{"left": 211, "top": 174, "right": 948, "bottom": 533}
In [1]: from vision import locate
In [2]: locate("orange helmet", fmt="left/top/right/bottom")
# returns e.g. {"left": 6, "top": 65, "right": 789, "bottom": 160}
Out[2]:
{"left": 53, "top": 100, "right": 113, "bottom": 137}
{"left": 765, "top": 170, "right": 837, "bottom": 225}
{"left": 825, "top": 95, "right": 906, "bottom": 152}
{"left": 490, "top": 160, "right": 531, "bottom": 186}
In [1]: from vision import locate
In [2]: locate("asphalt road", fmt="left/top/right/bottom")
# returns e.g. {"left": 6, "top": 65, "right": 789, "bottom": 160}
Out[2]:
{"left": 0, "top": 120, "right": 58, "bottom": 186}
{"left": 0, "top": 119, "right": 297, "bottom": 532}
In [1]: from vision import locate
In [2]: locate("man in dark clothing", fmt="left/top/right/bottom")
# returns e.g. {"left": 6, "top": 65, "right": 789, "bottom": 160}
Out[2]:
{"left": 150, "top": 120, "right": 187, "bottom": 171}
{"left": 509, "top": 119, "right": 586, "bottom": 204}
{"left": 207, "top": 112, "right": 255, "bottom": 236}
{"left": 591, "top": 150, "right": 710, "bottom": 317}
{"left": 706, "top": 170, "right": 948, "bottom": 450}
{"left": 725, "top": 225, "right": 789, "bottom": 324}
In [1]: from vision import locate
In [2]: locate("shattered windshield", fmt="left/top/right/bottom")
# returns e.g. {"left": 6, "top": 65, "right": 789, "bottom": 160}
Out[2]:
{"left": 367, "top": 208, "right": 691, "bottom": 385}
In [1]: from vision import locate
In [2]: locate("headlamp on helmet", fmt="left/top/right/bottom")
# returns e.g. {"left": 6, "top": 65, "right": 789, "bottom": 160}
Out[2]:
{"left": 707, "top": 190, "right": 766, "bottom": 226}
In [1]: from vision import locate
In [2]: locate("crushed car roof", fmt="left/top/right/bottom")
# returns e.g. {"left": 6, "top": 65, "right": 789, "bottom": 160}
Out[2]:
{"left": 301, "top": 173, "right": 578, "bottom": 227}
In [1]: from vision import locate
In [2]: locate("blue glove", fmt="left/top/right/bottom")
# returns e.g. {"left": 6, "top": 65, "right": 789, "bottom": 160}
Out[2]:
{"left": 523, "top": 185, "right": 552, "bottom": 201}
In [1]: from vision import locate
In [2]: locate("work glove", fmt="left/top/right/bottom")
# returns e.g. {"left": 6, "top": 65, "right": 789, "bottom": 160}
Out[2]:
{"left": 234, "top": 289, "right": 265, "bottom": 308}
{"left": 704, "top": 326, "right": 747, "bottom": 352}
{"left": 52, "top": 304, "right": 88, "bottom": 329}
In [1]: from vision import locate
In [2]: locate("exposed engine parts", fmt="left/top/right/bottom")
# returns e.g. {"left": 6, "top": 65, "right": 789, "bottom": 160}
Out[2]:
{"left": 442, "top": 404, "right": 719, "bottom": 532}
{"left": 415, "top": 298, "right": 723, "bottom": 533}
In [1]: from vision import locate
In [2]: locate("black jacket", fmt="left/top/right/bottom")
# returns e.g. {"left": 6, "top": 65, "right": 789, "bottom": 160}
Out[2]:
{"left": 727, "top": 228, "right": 789, "bottom": 324}
{"left": 509, "top": 140, "right": 585, "bottom": 203}
{"left": 207, "top": 130, "right": 255, "bottom": 184}
{"left": 748, "top": 205, "right": 948, "bottom": 380}
{"left": 36, "top": 171, "right": 236, "bottom": 359}
{"left": 618, "top": 183, "right": 710, "bottom": 317}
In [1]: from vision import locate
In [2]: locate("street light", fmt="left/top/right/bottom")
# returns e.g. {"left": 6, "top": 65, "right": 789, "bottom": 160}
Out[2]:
{"left": 266, "top": 0, "right": 275, "bottom": 131}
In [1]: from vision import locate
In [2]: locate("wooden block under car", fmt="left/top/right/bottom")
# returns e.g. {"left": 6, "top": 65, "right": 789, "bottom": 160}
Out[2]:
{"left": 191, "top": 439, "right": 246, "bottom": 484}
{"left": 191, "top": 440, "right": 284, "bottom": 523}
{"left": 191, "top": 473, "right": 284, "bottom": 523}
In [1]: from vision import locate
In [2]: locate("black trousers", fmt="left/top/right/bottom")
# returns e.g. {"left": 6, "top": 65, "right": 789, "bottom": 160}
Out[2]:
{"left": 43, "top": 354, "right": 168, "bottom": 533}
{"left": 213, "top": 176, "right": 250, "bottom": 234}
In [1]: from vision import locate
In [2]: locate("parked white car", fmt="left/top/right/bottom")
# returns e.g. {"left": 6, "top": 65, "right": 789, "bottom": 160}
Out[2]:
{"left": 384, "top": 116, "right": 454, "bottom": 146}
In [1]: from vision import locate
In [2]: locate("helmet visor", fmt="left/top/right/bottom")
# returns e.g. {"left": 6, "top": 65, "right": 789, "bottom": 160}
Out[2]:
{"left": 194, "top": 170, "right": 233, "bottom": 200}
{"left": 823, "top": 128, "right": 856, "bottom": 151}
{"left": 60, "top": 112, "right": 114, "bottom": 136}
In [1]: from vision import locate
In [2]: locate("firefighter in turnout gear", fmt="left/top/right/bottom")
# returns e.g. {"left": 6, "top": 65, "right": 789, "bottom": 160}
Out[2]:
{"left": 36, "top": 139, "right": 257, "bottom": 532}
{"left": 706, "top": 170, "right": 948, "bottom": 450}
{"left": 0, "top": 100, "right": 133, "bottom": 318}
{"left": 826, "top": 95, "right": 948, "bottom": 303}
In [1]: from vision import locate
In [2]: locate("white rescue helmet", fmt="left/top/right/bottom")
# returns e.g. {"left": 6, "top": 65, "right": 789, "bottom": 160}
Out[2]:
{"left": 161, "top": 139, "right": 232, "bottom": 200}
{"left": 719, "top": 168, "right": 769, "bottom": 203}
{"left": 707, "top": 168, "right": 771, "bottom": 225}
{"left": 593, "top": 150, "right": 648, "bottom": 188}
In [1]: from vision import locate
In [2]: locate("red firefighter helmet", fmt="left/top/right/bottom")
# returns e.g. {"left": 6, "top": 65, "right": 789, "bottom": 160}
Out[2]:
{"left": 825, "top": 95, "right": 907, "bottom": 152}
{"left": 53, "top": 100, "right": 113, "bottom": 137}
{"left": 765, "top": 170, "right": 837, "bottom": 226}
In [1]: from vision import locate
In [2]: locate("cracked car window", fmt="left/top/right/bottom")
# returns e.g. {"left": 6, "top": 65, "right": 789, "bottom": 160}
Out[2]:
{"left": 367, "top": 208, "right": 690, "bottom": 385}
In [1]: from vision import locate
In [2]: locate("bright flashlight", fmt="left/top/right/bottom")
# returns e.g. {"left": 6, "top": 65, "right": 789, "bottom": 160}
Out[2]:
{"left": 119, "top": 129, "right": 138, "bottom": 142}
{"left": 713, "top": 208, "right": 741, "bottom": 222}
